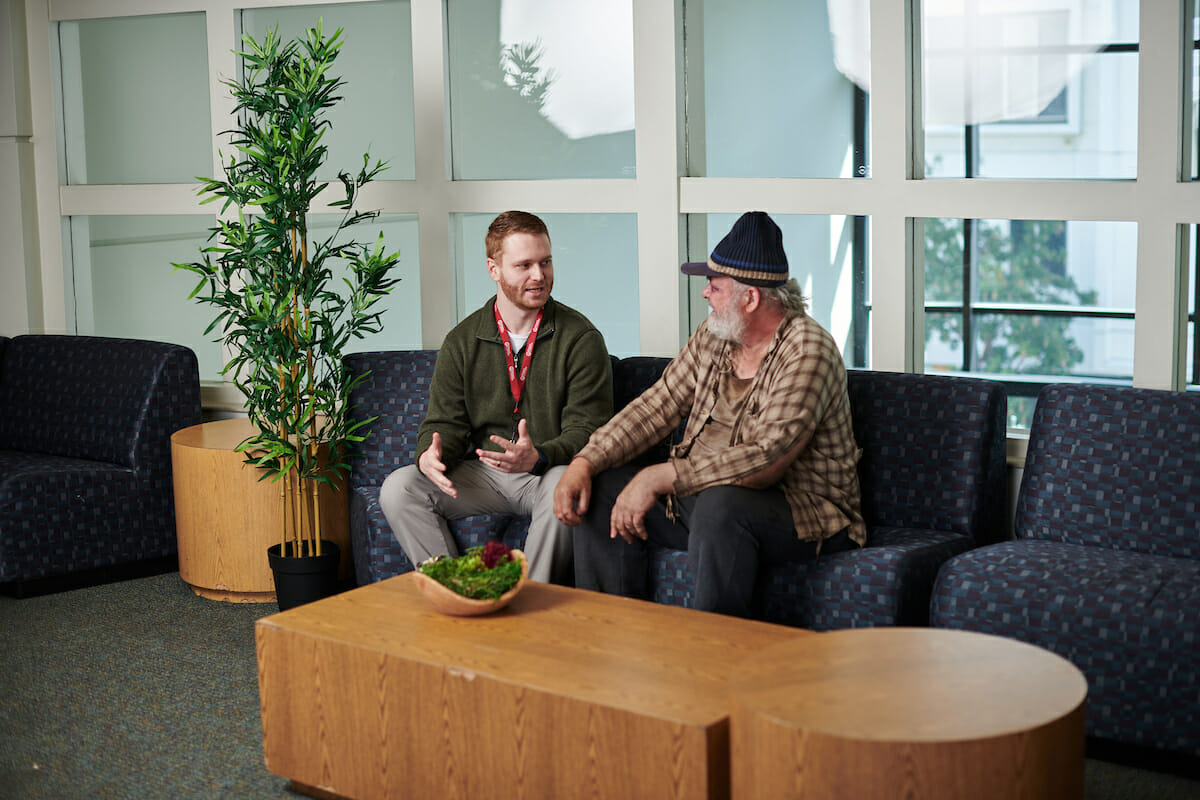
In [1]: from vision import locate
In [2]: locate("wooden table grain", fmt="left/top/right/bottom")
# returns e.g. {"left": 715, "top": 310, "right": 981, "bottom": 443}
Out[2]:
{"left": 730, "top": 627, "right": 1088, "bottom": 800}
{"left": 256, "top": 575, "right": 806, "bottom": 800}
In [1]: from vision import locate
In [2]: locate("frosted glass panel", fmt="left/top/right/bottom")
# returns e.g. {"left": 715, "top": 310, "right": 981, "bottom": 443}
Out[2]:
{"left": 923, "top": 1, "right": 1139, "bottom": 179}
{"left": 446, "top": 0, "right": 635, "bottom": 179}
{"left": 242, "top": 1, "right": 416, "bottom": 181}
{"left": 307, "top": 213, "right": 422, "bottom": 352}
{"left": 76, "top": 216, "right": 223, "bottom": 380}
{"left": 690, "top": 214, "right": 864, "bottom": 364}
{"left": 62, "top": 14, "right": 210, "bottom": 184}
{"left": 688, "top": 0, "right": 867, "bottom": 178}
{"left": 455, "top": 213, "right": 638, "bottom": 356}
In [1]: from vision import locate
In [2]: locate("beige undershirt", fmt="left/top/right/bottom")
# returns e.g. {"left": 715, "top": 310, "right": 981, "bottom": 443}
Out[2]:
{"left": 694, "top": 371, "right": 753, "bottom": 455}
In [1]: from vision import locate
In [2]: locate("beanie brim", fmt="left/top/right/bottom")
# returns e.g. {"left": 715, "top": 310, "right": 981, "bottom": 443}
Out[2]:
{"left": 680, "top": 258, "right": 787, "bottom": 288}
{"left": 681, "top": 261, "right": 718, "bottom": 277}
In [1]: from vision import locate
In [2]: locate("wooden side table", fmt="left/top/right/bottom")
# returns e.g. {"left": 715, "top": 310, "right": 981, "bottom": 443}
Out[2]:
{"left": 730, "top": 627, "right": 1087, "bottom": 800}
{"left": 171, "top": 417, "right": 350, "bottom": 602}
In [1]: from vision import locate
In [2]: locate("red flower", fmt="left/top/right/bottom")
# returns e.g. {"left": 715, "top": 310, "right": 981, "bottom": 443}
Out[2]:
{"left": 480, "top": 540, "right": 511, "bottom": 569}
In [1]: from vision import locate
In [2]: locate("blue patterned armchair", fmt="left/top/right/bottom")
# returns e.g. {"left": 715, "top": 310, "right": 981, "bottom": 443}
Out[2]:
{"left": 647, "top": 369, "right": 1008, "bottom": 628}
{"left": 0, "top": 335, "right": 201, "bottom": 593}
{"left": 931, "top": 384, "right": 1200, "bottom": 756}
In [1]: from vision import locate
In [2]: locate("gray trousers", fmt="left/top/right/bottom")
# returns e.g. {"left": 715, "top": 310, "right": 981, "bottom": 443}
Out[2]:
{"left": 379, "top": 460, "right": 573, "bottom": 584}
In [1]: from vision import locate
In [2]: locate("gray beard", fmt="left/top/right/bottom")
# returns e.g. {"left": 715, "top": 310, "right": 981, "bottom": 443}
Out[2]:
{"left": 706, "top": 306, "right": 746, "bottom": 342}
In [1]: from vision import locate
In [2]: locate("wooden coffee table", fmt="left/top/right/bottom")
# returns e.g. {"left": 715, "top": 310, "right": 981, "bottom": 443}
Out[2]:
{"left": 730, "top": 627, "right": 1088, "bottom": 800}
{"left": 256, "top": 575, "right": 804, "bottom": 800}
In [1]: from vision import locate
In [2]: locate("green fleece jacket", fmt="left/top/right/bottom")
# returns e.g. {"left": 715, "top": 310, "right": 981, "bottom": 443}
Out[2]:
{"left": 416, "top": 297, "right": 613, "bottom": 471}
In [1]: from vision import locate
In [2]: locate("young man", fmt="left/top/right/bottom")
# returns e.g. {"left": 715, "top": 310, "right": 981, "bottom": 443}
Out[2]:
{"left": 380, "top": 211, "right": 612, "bottom": 584}
{"left": 554, "top": 211, "right": 865, "bottom": 616}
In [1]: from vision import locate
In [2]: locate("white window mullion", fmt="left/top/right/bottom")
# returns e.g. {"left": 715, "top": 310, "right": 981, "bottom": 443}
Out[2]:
{"left": 410, "top": 0, "right": 451, "bottom": 348}
{"left": 633, "top": 0, "right": 684, "bottom": 357}
{"left": 1132, "top": 0, "right": 1189, "bottom": 389}
{"left": 867, "top": 0, "right": 920, "bottom": 372}
{"left": 25, "top": 0, "right": 67, "bottom": 332}
{"left": 206, "top": 6, "right": 236, "bottom": 185}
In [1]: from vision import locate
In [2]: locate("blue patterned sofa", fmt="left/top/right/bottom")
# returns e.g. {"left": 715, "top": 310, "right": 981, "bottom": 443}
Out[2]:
{"left": 930, "top": 384, "right": 1200, "bottom": 756}
{"left": 345, "top": 351, "right": 1007, "bottom": 631}
{"left": 646, "top": 369, "right": 1009, "bottom": 628}
{"left": 0, "top": 335, "right": 202, "bottom": 594}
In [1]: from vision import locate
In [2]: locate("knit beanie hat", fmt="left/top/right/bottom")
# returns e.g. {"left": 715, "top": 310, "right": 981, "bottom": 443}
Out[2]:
{"left": 681, "top": 211, "right": 789, "bottom": 287}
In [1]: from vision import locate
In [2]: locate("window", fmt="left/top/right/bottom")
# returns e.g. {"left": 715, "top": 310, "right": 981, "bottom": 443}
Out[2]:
{"left": 316, "top": 213, "right": 423, "bottom": 353}
{"left": 241, "top": 1, "right": 416, "bottom": 181}
{"left": 920, "top": 1, "right": 1146, "bottom": 428}
{"left": 58, "top": 13, "right": 210, "bottom": 184}
{"left": 924, "top": 218, "right": 1136, "bottom": 428}
{"left": 24, "top": 1, "right": 1198, "bottom": 422}
{"left": 686, "top": 0, "right": 868, "bottom": 179}
{"left": 682, "top": 0, "right": 870, "bottom": 366}
{"left": 445, "top": 0, "right": 635, "bottom": 180}
{"left": 67, "top": 215, "right": 223, "bottom": 379}
{"left": 924, "top": 1, "right": 1138, "bottom": 180}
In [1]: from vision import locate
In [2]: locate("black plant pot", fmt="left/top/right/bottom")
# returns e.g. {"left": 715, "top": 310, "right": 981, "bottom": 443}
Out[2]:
{"left": 267, "top": 540, "right": 341, "bottom": 611}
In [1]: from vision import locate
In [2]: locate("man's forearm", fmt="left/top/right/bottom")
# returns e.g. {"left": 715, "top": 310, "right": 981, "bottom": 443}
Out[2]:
{"left": 639, "top": 461, "right": 679, "bottom": 496}
{"left": 732, "top": 436, "right": 808, "bottom": 489}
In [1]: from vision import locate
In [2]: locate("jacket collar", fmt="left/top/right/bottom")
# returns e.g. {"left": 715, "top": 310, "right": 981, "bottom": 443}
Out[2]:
{"left": 476, "top": 296, "right": 558, "bottom": 343}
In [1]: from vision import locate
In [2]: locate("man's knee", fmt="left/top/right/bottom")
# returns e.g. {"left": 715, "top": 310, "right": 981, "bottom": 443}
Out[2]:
{"left": 379, "top": 464, "right": 425, "bottom": 518}
{"left": 689, "top": 486, "right": 753, "bottom": 531}
{"left": 583, "top": 466, "right": 637, "bottom": 523}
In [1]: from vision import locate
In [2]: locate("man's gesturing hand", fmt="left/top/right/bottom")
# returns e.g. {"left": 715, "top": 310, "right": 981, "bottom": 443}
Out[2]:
{"left": 553, "top": 457, "right": 594, "bottom": 526}
{"left": 418, "top": 432, "right": 457, "bottom": 498}
{"left": 478, "top": 418, "right": 539, "bottom": 474}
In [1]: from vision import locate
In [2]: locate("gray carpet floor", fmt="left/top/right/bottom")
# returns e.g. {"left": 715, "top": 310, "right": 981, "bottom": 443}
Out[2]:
{"left": 1, "top": 572, "right": 1197, "bottom": 799}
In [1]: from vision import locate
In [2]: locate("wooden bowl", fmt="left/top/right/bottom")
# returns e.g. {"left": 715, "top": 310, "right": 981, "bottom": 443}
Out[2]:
{"left": 412, "top": 549, "right": 528, "bottom": 616}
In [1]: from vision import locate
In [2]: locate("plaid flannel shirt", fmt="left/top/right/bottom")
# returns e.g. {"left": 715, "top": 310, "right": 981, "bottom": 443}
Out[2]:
{"left": 578, "top": 312, "right": 866, "bottom": 545}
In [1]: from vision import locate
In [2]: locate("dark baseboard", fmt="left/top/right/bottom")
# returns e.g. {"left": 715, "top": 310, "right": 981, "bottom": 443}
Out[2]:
{"left": 1087, "top": 736, "right": 1200, "bottom": 779}
{"left": 0, "top": 555, "right": 181, "bottom": 599}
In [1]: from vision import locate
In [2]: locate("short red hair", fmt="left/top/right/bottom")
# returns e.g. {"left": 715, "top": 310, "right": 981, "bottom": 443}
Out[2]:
{"left": 485, "top": 211, "right": 550, "bottom": 261}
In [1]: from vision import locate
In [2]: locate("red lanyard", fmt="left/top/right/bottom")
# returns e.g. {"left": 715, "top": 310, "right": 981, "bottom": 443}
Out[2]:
{"left": 493, "top": 303, "right": 543, "bottom": 415}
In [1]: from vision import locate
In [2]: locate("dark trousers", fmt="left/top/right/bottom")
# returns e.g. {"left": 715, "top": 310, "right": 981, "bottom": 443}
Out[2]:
{"left": 573, "top": 465, "right": 853, "bottom": 618}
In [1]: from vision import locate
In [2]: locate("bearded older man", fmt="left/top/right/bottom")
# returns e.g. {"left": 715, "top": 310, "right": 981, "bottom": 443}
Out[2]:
{"left": 553, "top": 211, "right": 865, "bottom": 617}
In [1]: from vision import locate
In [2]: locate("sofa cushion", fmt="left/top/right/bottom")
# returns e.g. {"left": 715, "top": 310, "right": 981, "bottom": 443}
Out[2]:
{"left": 650, "top": 527, "right": 975, "bottom": 629}
{"left": 0, "top": 336, "right": 191, "bottom": 469}
{"left": 931, "top": 539, "right": 1200, "bottom": 754}
{"left": 611, "top": 356, "right": 682, "bottom": 465}
{"left": 0, "top": 451, "right": 156, "bottom": 582}
{"left": 1017, "top": 384, "right": 1200, "bottom": 560}
{"left": 345, "top": 350, "right": 439, "bottom": 490}
{"left": 847, "top": 370, "right": 1008, "bottom": 546}
{"left": 348, "top": 484, "right": 530, "bottom": 585}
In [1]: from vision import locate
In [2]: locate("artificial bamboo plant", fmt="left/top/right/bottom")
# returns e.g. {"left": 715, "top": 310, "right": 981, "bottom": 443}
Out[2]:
{"left": 176, "top": 22, "right": 400, "bottom": 559}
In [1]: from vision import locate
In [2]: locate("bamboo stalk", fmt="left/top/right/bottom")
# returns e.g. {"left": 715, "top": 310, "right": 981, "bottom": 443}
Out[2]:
{"left": 296, "top": 470, "right": 307, "bottom": 556}
{"left": 285, "top": 220, "right": 302, "bottom": 553}
{"left": 310, "top": 445, "right": 322, "bottom": 557}
{"left": 279, "top": 475, "right": 287, "bottom": 555}
{"left": 292, "top": 221, "right": 311, "bottom": 555}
